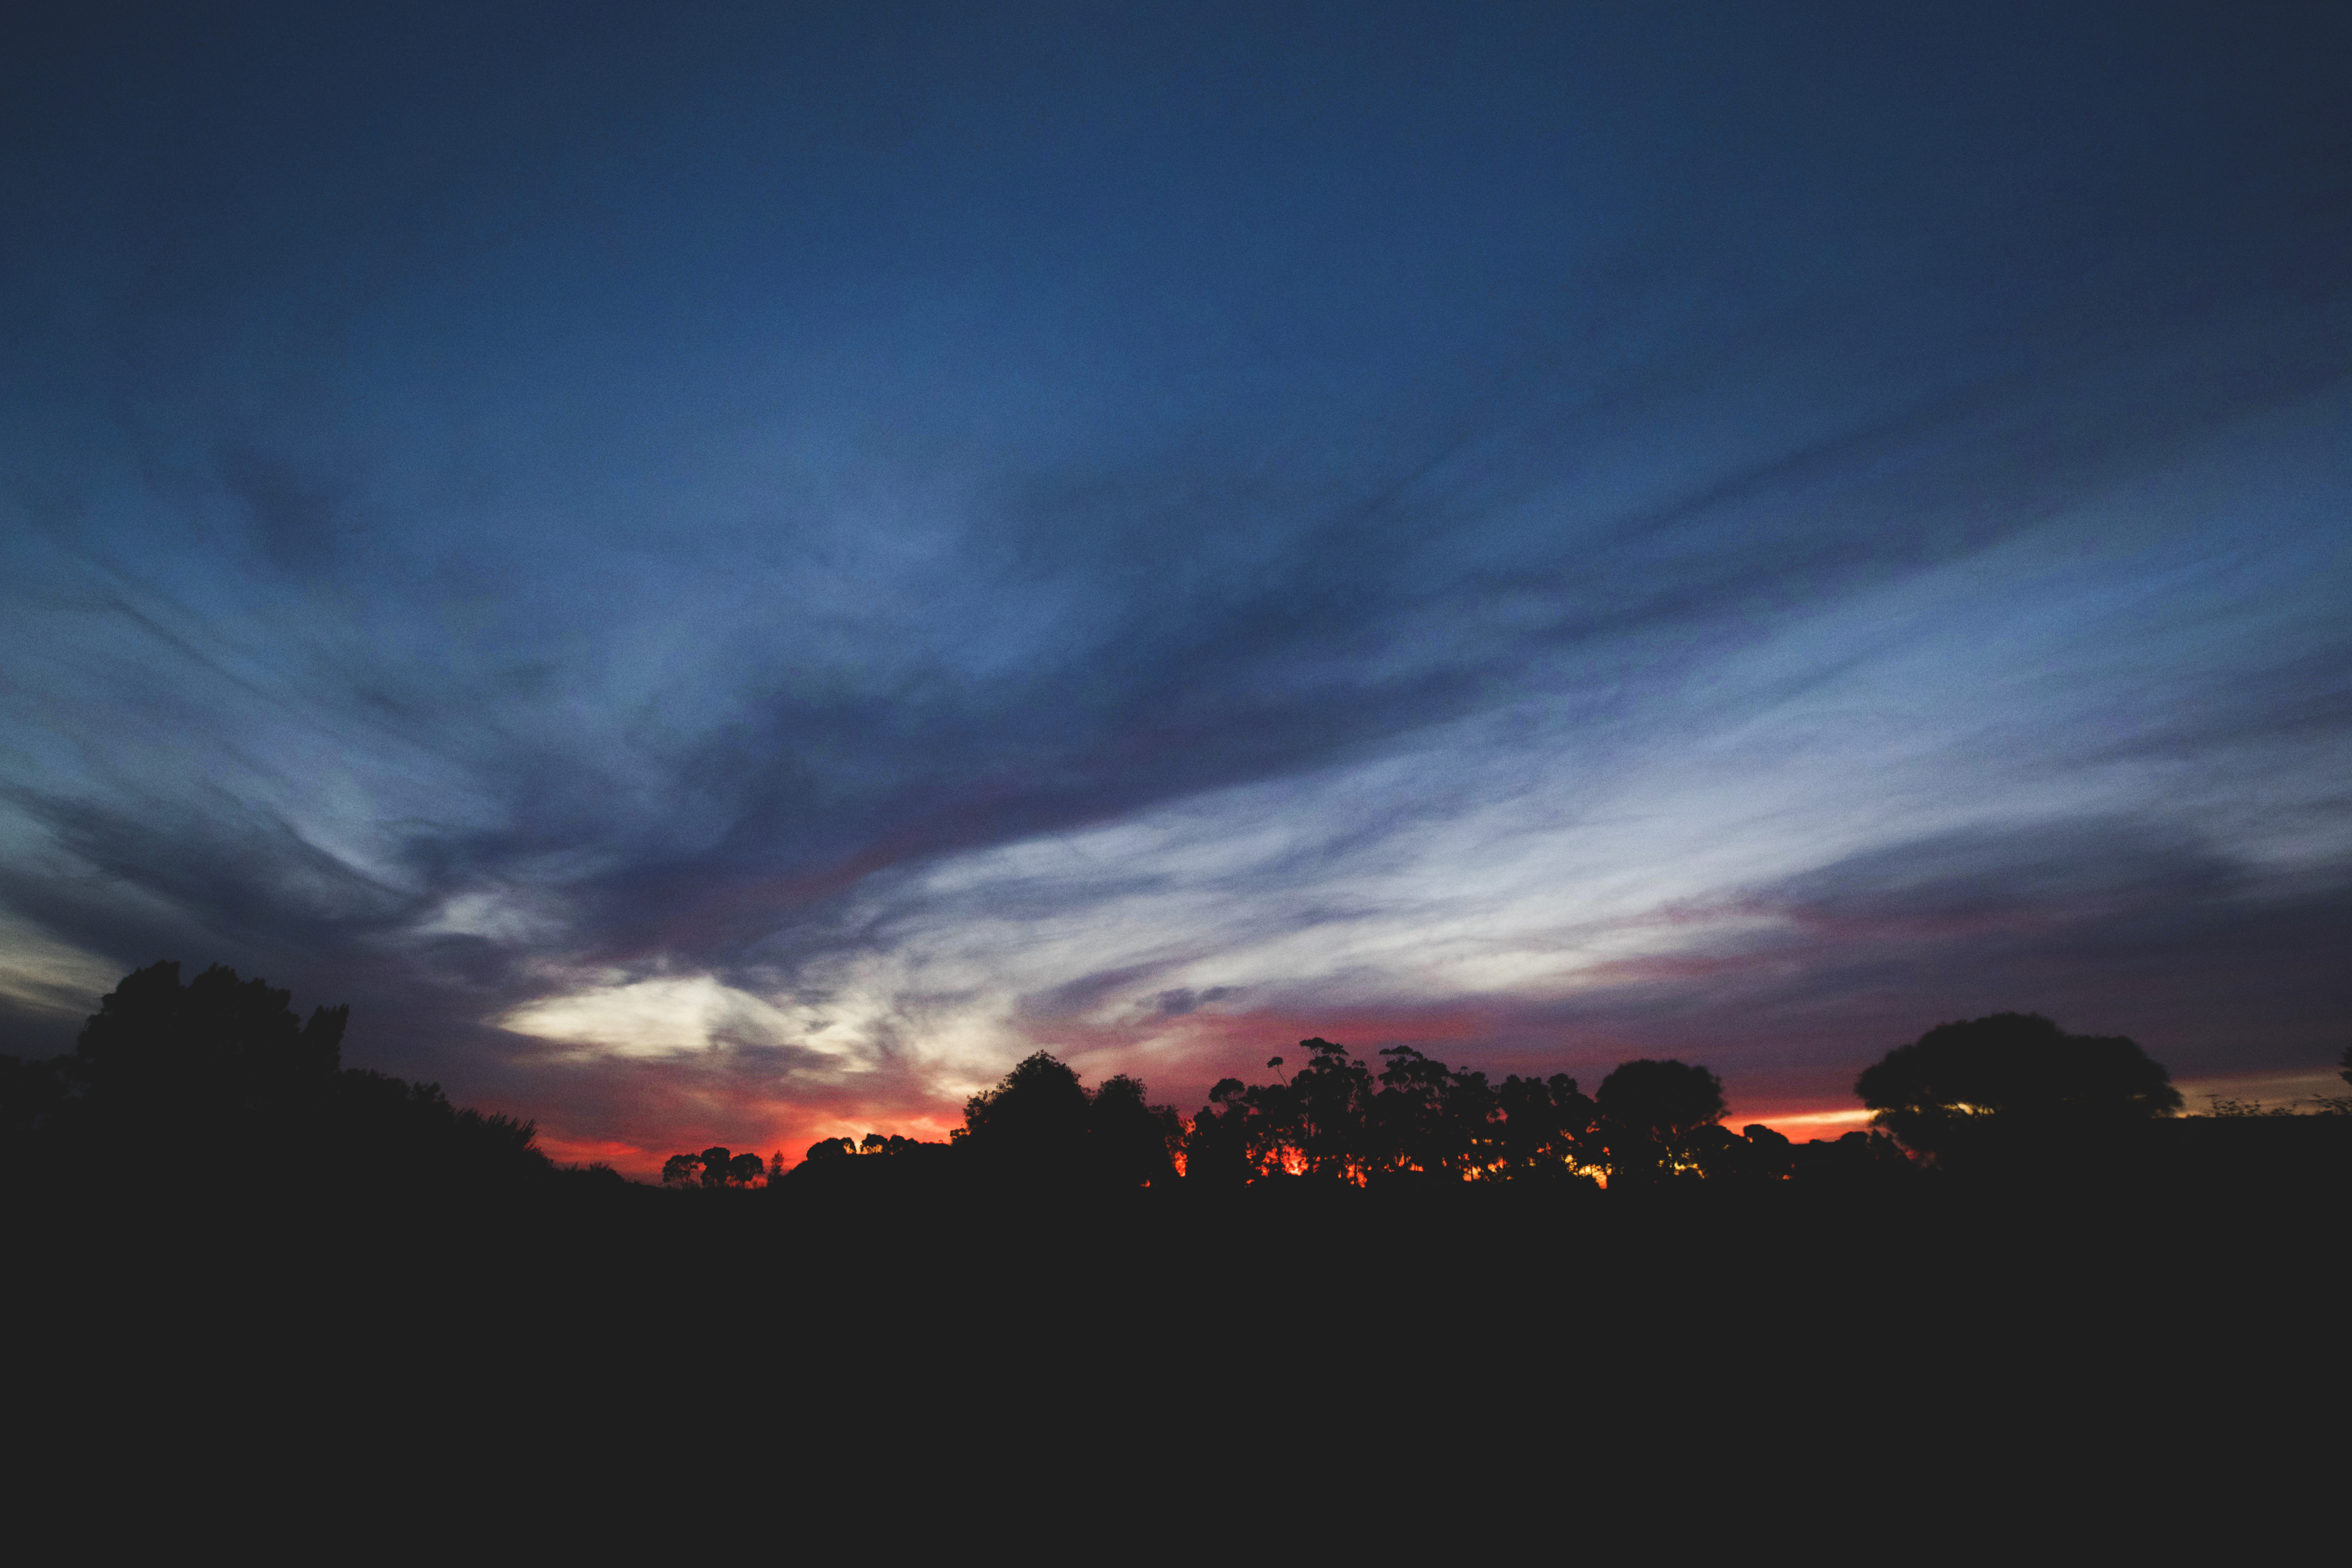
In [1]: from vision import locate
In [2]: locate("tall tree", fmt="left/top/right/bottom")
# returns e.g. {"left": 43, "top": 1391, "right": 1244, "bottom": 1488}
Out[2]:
{"left": 1594, "top": 1059, "right": 1727, "bottom": 1184}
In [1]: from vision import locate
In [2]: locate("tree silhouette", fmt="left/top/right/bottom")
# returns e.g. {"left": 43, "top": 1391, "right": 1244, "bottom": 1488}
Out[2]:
{"left": 1493, "top": 1072, "right": 1597, "bottom": 1178}
{"left": 962, "top": 1051, "right": 1093, "bottom": 1177}
{"left": 1089, "top": 1073, "right": 1183, "bottom": 1186}
{"left": 1595, "top": 1059, "right": 1727, "bottom": 1137}
{"left": 1185, "top": 1039, "right": 1614, "bottom": 1185}
{"left": 68, "top": 960, "right": 347, "bottom": 1129}
{"left": 1292, "top": 1038, "right": 1375, "bottom": 1177}
{"left": 1184, "top": 1076, "right": 1259, "bottom": 1186}
{"left": 663, "top": 1146, "right": 766, "bottom": 1187}
{"left": 959, "top": 1050, "right": 1183, "bottom": 1186}
{"left": 1593, "top": 1059, "right": 1727, "bottom": 1184}
{"left": 0, "top": 961, "right": 547, "bottom": 1190}
{"left": 1855, "top": 1012, "right": 2181, "bottom": 1165}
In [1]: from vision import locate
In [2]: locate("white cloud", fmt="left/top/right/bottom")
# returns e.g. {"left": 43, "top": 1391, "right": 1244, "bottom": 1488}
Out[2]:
{"left": 499, "top": 974, "right": 826, "bottom": 1059}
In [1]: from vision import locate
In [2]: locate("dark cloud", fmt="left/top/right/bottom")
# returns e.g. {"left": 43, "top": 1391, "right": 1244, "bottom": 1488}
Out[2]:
{"left": 1153, "top": 987, "right": 1237, "bottom": 1019}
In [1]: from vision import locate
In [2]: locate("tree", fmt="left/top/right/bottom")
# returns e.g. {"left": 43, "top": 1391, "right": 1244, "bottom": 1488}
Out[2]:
{"left": 1593, "top": 1059, "right": 1727, "bottom": 1184}
{"left": 1184, "top": 1077, "right": 1258, "bottom": 1186}
{"left": 1291, "top": 1038, "right": 1374, "bottom": 1177}
{"left": 1089, "top": 1074, "right": 1183, "bottom": 1186}
{"left": 1493, "top": 1072, "right": 1597, "bottom": 1179}
{"left": 958, "top": 1051, "right": 1183, "bottom": 1186}
{"left": 961, "top": 1051, "right": 1092, "bottom": 1177}
{"left": 1184, "top": 1041, "right": 1613, "bottom": 1186}
{"left": 67, "top": 960, "right": 347, "bottom": 1127}
{"left": 662, "top": 1146, "right": 766, "bottom": 1187}
{"left": 1367, "top": 1044, "right": 1502, "bottom": 1180}
{"left": 1854, "top": 1012, "right": 2181, "bottom": 1164}
{"left": 1, "top": 960, "right": 548, "bottom": 1191}
{"left": 1595, "top": 1059, "right": 1727, "bottom": 1137}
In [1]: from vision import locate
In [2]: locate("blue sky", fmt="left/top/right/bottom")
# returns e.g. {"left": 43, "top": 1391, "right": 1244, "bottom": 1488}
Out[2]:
{"left": 4, "top": 3, "right": 2346, "bottom": 1169}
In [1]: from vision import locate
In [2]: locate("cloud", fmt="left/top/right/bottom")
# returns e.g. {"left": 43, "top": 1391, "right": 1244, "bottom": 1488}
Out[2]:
{"left": 1152, "top": 986, "right": 1237, "bottom": 1018}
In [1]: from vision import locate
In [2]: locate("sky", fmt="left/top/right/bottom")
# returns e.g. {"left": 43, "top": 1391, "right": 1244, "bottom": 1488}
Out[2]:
{"left": 3, "top": 2, "right": 2347, "bottom": 1174}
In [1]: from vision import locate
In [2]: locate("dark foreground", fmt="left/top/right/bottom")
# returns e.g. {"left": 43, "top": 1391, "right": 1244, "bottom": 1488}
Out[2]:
{"left": 22, "top": 1123, "right": 2344, "bottom": 1391}
{"left": 12, "top": 1142, "right": 2341, "bottom": 1542}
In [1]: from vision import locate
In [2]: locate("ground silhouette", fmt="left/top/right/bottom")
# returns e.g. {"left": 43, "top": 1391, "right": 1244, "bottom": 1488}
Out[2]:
{"left": 10, "top": 967, "right": 2344, "bottom": 1474}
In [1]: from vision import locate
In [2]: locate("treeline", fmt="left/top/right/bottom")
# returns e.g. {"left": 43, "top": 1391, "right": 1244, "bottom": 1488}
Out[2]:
{"left": 10, "top": 962, "right": 2346, "bottom": 1206}
{"left": 0, "top": 961, "right": 552, "bottom": 1192}
{"left": 753, "top": 1013, "right": 2352, "bottom": 1196}
{"left": 756, "top": 1037, "right": 1908, "bottom": 1196}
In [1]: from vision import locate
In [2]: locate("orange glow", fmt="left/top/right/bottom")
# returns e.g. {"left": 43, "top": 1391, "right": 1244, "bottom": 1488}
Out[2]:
{"left": 537, "top": 1132, "right": 660, "bottom": 1169}
{"left": 1735, "top": 1107, "right": 1874, "bottom": 1143}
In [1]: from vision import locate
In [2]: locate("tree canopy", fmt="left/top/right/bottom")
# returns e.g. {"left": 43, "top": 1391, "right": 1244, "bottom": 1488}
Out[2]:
{"left": 0, "top": 961, "right": 547, "bottom": 1190}
{"left": 663, "top": 1146, "right": 767, "bottom": 1188}
{"left": 1595, "top": 1059, "right": 1727, "bottom": 1138}
{"left": 957, "top": 1050, "right": 1182, "bottom": 1185}
{"left": 1590, "top": 1058, "right": 1730, "bottom": 1184}
{"left": 1855, "top": 1012, "right": 2182, "bottom": 1162}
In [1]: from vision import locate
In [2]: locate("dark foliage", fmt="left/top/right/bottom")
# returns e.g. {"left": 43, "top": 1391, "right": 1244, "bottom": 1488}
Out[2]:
{"left": 1596, "top": 1059, "right": 1728, "bottom": 1138}
{"left": 1592, "top": 1058, "right": 1730, "bottom": 1186}
{"left": 14, "top": 964, "right": 2350, "bottom": 1494}
{"left": 1187, "top": 1039, "right": 1754, "bottom": 1188}
{"left": 0, "top": 961, "right": 549, "bottom": 1194}
{"left": 1856, "top": 1012, "right": 2182, "bottom": 1166}
{"left": 662, "top": 1146, "right": 766, "bottom": 1187}
{"left": 955, "top": 1050, "right": 1183, "bottom": 1186}
{"left": 27, "top": 963, "right": 2334, "bottom": 1237}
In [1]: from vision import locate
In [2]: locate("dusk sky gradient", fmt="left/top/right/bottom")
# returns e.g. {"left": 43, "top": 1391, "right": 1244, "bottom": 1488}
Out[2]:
{"left": 5, "top": 2, "right": 2347, "bottom": 1173}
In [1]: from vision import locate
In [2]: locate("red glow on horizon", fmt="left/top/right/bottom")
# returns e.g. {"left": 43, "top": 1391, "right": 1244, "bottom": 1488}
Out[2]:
{"left": 1731, "top": 1107, "right": 1876, "bottom": 1144}
{"left": 524, "top": 995, "right": 1891, "bottom": 1183}
{"left": 536, "top": 1133, "right": 657, "bottom": 1170}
